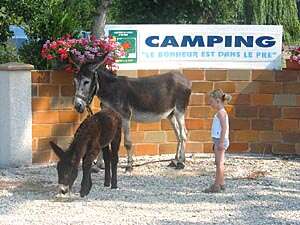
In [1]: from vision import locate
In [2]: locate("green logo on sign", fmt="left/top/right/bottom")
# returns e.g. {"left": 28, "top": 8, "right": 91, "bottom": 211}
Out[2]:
{"left": 109, "top": 30, "right": 137, "bottom": 63}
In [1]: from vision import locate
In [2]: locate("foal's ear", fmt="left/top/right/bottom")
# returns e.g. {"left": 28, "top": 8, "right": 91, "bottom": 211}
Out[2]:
{"left": 49, "top": 141, "right": 65, "bottom": 159}
{"left": 89, "top": 52, "right": 109, "bottom": 72}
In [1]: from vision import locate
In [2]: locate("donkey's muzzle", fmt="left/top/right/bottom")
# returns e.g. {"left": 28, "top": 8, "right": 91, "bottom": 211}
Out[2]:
{"left": 74, "top": 98, "right": 86, "bottom": 113}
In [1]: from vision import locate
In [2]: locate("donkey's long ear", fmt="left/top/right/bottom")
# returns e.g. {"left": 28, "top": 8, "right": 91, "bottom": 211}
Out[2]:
{"left": 69, "top": 52, "right": 80, "bottom": 70}
{"left": 89, "top": 52, "right": 109, "bottom": 72}
{"left": 49, "top": 141, "right": 65, "bottom": 159}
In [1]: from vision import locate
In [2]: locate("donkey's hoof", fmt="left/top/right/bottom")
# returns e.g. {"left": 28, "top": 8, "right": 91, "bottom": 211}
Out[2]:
{"left": 167, "top": 161, "right": 176, "bottom": 168}
{"left": 104, "top": 182, "right": 110, "bottom": 187}
{"left": 175, "top": 162, "right": 185, "bottom": 170}
{"left": 111, "top": 185, "right": 118, "bottom": 189}
{"left": 125, "top": 166, "right": 133, "bottom": 172}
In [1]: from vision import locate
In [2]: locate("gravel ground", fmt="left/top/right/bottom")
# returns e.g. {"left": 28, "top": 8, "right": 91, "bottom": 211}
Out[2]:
{"left": 0, "top": 153, "right": 299, "bottom": 225}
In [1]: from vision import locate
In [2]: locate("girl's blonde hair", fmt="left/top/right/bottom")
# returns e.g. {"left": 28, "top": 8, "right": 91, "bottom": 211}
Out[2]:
{"left": 209, "top": 89, "right": 232, "bottom": 102}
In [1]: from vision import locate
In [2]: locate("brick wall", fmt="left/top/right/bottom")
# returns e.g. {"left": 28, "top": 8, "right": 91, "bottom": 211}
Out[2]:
{"left": 31, "top": 69, "right": 300, "bottom": 163}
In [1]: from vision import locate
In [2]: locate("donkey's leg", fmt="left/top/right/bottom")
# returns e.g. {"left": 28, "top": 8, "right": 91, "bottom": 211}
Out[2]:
{"left": 167, "top": 114, "right": 181, "bottom": 168}
{"left": 91, "top": 151, "right": 105, "bottom": 173}
{"left": 80, "top": 156, "right": 93, "bottom": 197}
{"left": 111, "top": 131, "right": 121, "bottom": 189}
{"left": 102, "top": 146, "right": 111, "bottom": 187}
{"left": 95, "top": 151, "right": 105, "bottom": 169}
{"left": 174, "top": 111, "right": 187, "bottom": 169}
{"left": 122, "top": 119, "right": 133, "bottom": 172}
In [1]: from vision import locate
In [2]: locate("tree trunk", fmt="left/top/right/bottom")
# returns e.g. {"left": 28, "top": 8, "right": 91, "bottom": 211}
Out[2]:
{"left": 91, "top": 0, "right": 113, "bottom": 38}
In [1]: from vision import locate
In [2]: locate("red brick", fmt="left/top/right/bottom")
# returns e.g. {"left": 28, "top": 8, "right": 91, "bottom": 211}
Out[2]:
{"left": 272, "top": 143, "right": 295, "bottom": 154}
{"left": 32, "top": 85, "right": 38, "bottom": 96}
{"left": 283, "top": 83, "right": 300, "bottom": 94}
{"left": 186, "top": 142, "right": 203, "bottom": 153}
{"left": 205, "top": 70, "right": 227, "bottom": 81}
{"left": 31, "top": 71, "right": 50, "bottom": 83}
{"left": 51, "top": 123, "right": 73, "bottom": 136}
{"left": 229, "top": 94, "right": 250, "bottom": 105}
{"left": 189, "top": 130, "right": 211, "bottom": 142}
{"left": 137, "top": 70, "right": 159, "bottom": 77}
{"left": 189, "top": 106, "right": 213, "bottom": 118}
{"left": 32, "top": 125, "right": 52, "bottom": 137}
{"left": 259, "top": 131, "right": 281, "bottom": 143}
{"left": 51, "top": 70, "right": 73, "bottom": 84}
{"left": 32, "top": 97, "right": 51, "bottom": 111}
{"left": 189, "top": 94, "right": 205, "bottom": 105}
{"left": 39, "top": 85, "right": 59, "bottom": 97}
{"left": 135, "top": 144, "right": 159, "bottom": 156}
{"left": 33, "top": 111, "right": 59, "bottom": 124}
{"left": 203, "top": 143, "right": 214, "bottom": 153}
{"left": 252, "top": 70, "right": 275, "bottom": 81}
{"left": 231, "top": 130, "right": 259, "bottom": 142}
{"left": 235, "top": 81, "right": 259, "bottom": 94}
{"left": 166, "top": 131, "right": 178, "bottom": 142}
{"left": 274, "top": 119, "right": 299, "bottom": 131}
{"left": 137, "top": 122, "right": 161, "bottom": 131}
{"left": 186, "top": 119, "right": 211, "bottom": 130}
{"left": 214, "top": 82, "right": 235, "bottom": 93}
{"left": 61, "top": 85, "right": 75, "bottom": 96}
{"left": 32, "top": 150, "right": 52, "bottom": 164}
{"left": 251, "top": 94, "right": 273, "bottom": 105}
{"left": 183, "top": 69, "right": 204, "bottom": 80}
{"left": 275, "top": 70, "right": 298, "bottom": 81}
{"left": 259, "top": 106, "right": 281, "bottom": 118}
{"left": 228, "top": 70, "right": 251, "bottom": 81}
{"left": 130, "top": 132, "right": 145, "bottom": 143}
{"left": 251, "top": 119, "right": 273, "bottom": 130}
{"left": 282, "top": 107, "right": 300, "bottom": 119}
{"left": 250, "top": 143, "right": 272, "bottom": 154}
{"left": 159, "top": 143, "right": 177, "bottom": 155}
{"left": 36, "top": 137, "right": 57, "bottom": 152}
{"left": 161, "top": 119, "right": 172, "bottom": 130}
{"left": 58, "top": 111, "right": 80, "bottom": 123}
{"left": 227, "top": 143, "right": 249, "bottom": 153}
{"left": 235, "top": 106, "right": 258, "bottom": 118}
{"left": 192, "top": 82, "right": 213, "bottom": 93}
{"left": 258, "top": 82, "right": 282, "bottom": 94}
{"left": 230, "top": 119, "right": 250, "bottom": 130}
{"left": 282, "top": 132, "right": 300, "bottom": 143}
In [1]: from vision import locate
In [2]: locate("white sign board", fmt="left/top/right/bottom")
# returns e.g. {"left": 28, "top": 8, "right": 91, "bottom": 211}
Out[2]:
{"left": 105, "top": 25, "right": 283, "bottom": 70}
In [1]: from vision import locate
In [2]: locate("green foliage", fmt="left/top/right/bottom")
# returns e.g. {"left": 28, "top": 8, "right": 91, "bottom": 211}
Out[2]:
{"left": 18, "top": 40, "right": 49, "bottom": 70}
{"left": 0, "top": 42, "right": 21, "bottom": 64}
{"left": 244, "top": 0, "right": 300, "bottom": 43}
{"left": 108, "top": 0, "right": 243, "bottom": 24}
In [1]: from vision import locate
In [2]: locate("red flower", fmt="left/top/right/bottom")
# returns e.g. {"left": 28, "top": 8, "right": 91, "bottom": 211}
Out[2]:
{"left": 47, "top": 54, "right": 54, "bottom": 60}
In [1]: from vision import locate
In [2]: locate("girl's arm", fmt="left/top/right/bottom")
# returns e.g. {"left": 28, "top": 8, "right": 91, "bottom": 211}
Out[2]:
{"left": 217, "top": 110, "right": 228, "bottom": 150}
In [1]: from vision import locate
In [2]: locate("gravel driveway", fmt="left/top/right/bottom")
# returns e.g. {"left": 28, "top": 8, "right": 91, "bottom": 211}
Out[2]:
{"left": 0, "top": 153, "right": 299, "bottom": 225}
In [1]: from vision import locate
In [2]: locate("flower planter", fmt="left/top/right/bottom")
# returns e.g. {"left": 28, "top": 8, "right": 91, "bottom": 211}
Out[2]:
{"left": 286, "top": 60, "right": 300, "bottom": 70}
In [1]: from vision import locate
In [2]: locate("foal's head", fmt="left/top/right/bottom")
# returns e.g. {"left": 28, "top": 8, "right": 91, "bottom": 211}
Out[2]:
{"left": 73, "top": 54, "right": 107, "bottom": 113}
{"left": 49, "top": 141, "right": 78, "bottom": 194}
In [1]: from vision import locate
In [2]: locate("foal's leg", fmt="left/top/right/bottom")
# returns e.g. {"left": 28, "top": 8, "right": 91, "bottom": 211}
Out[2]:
{"left": 80, "top": 155, "right": 93, "bottom": 197}
{"left": 174, "top": 111, "right": 187, "bottom": 169}
{"left": 111, "top": 127, "right": 121, "bottom": 189}
{"left": 122, "top": 119, "right": 133, "bottom": 172}
{"left": 167, "top": 114, "right": 181, "bottom": 168}
{"left": 102, "top": 146, "right": 111, "bottom": 187}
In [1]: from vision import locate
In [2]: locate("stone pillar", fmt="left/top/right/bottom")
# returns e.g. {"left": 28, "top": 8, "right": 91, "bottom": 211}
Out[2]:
{"left": 0, "top": 63, "right": 33, "bottom": 168}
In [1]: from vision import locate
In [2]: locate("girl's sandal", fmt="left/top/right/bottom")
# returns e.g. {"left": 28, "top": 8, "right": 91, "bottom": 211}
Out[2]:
{"left": 203, "top": 184, "right": 221, "bottom": 193}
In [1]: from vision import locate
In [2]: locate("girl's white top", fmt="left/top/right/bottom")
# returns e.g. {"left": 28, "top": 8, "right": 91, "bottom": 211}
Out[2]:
{"left": 211, "top": 108, "right": 229, "bottom": 139}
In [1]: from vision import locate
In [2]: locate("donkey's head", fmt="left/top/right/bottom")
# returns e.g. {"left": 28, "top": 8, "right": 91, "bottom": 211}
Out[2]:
{"left": 49, "top": 141, "right": 78, "bottom": 194}
{"left": 72, "top": 54, "right": 108, "bottom": 113}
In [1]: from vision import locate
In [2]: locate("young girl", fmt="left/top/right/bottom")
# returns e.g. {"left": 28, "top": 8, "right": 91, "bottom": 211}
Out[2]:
{"left": 204, "top": 89, "right": 231, "bottom": 193}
